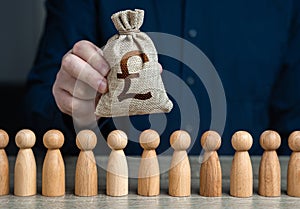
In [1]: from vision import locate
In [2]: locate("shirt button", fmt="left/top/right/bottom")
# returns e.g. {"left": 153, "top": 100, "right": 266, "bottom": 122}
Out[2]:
{"left": 186, "top": 76, "right": 195, "bottom": 85}
{"left": 188, "top": 29, "right": 197, "bottom": 38}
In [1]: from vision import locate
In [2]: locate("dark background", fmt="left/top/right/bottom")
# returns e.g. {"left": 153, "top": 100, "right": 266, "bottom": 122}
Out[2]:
{"left": 0, "top": 1, "right": 45, "bottom": 155}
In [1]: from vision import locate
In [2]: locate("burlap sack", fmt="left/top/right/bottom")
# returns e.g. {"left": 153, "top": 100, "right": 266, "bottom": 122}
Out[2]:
{"left": 95, "top": 9, "right": 173, "bottom": 117}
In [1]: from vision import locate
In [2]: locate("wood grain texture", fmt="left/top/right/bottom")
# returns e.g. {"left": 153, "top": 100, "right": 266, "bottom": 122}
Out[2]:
{"left": 200, "top": 130, "right": 222, "bottom": 197}
{"left": 0, "top": 130, "right": 9, "bottom": 196}
{"left": 138, "top": 130, "right": 160, "bottom": 196}
{"left": 106, "top": 150, "right": 128, "bottom": 196}
{"left": 200, "top": 152, "right": 222, "bottom": 197}
{"left": 42, "top": 149, "right": 65, "bottom": 196}
{"left": 75, "top": 151, "right": 97, "bottom": 196}
{"left": 169, "top": 151, "right": 190, "bottom": 196}
{"left": 138, "top": 150, "right": 160, "bottom": 196}
{"left": 0, "top": 149, "right": 9, "bottom": 196}
{"left": 14, "top": 129, "right": 36, "bottom": 196}
{"left": 258, "top": 151, "right": 281, "bottom": 196}
{"left": 287, "top": 152, "right": 300, "bottom": 197}
{"left": 106, "top": 130, "right": 128, "bottom": 196}
{"left": 287, "top": 131, "right": 300, "bottom": 197}
{"left": 169, "top": 130, "right": 191, "bottom": 197}
{"left": 230, "top": 131, "right": 253, "bottom": 198}
{"left": 75, "top": 130, "right": 97, "bottom": 196}
{"left": 0, "top": 156, "right": 298, "bottom": 208}
{"left": 230, "top": 151, "right": 253, "bottom": 197}
{"left": 14, "top": 149, "right": 36, "bottom": 196}
{"left": 258, "top": 130, "right": 281, "bottom": 197}
{"left": 42, "top": 130, "right": 65, "bottom": 197}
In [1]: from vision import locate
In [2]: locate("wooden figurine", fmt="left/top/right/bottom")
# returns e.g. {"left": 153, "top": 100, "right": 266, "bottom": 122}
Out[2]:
{"left": 287, "top": 131, "right": 300, "bottom": 197}
{"left": 75, "top": 130, "right": 98, "bottom": 196}
{"left": 42, "top": 130, "right": 65, "bottom": 197}
{"left": 230, "top": 131, "right": 253, "bottom": 197}
{"left": 258, "top": 130, "right": 281, "bottom": 197}
{"left": 138, "top": 129, "right": 160, "bottom": 196}
{"left": 200, "top": 130, "right": 222, "bottom": 197}
{"left": 14, "top": 129, "right": 37, "bottom": 196}
{"left": 106, "top": 130, "right": 128, "bottom": 196}
{"left": 0, "top": 130, "right": 9, "bottom": 196}
{"left": 169, "top": 130, "right": 191, "bottom": 197}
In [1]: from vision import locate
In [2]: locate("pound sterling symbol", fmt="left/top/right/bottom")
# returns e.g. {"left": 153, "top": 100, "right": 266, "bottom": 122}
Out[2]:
{"left": 117, "top": 50, "right": 152, "bottom": 102}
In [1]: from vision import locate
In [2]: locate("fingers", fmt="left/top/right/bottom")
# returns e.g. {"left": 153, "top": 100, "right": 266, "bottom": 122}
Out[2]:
{"left": 72, "top": 40, "right": 110, "bottom": 77}
{"left": 61, "top": 53, "right": 108, "bottom": 93}
{"left": 54, "top": 40, "right": 163, "bottom": 119}
{"left": 52, "top": 85, "right": 97, "bottom": 118}
{"left": 52, "top": 87, "right": 72, "bottom": 115}
{"left": 57, "top": 69, "right": 97, "bottom": 100}
{"left": 158, "top": 63, "right": 163, "bottom": 74}
{"left": 53, "top": 40, "right": 110, "bottom": 118}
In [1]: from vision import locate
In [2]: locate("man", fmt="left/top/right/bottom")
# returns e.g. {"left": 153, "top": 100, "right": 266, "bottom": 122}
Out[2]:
{"left": 25, "top": 0, "right": 300, "bottom": 155}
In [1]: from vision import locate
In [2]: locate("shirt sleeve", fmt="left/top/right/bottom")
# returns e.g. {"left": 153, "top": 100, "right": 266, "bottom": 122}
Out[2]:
{"left": 23, "top": 0, "right": 102, "bottom": 154}
{"left": 269, "top": 0, "right": 300, "bottom": 154}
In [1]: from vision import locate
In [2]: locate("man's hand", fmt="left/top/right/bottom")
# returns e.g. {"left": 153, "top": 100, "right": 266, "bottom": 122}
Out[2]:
{"left": 53, "top": 40, "right": 109, "bottom": 121}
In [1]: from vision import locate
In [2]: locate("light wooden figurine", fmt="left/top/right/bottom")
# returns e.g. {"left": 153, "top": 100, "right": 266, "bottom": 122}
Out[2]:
{"left": 230, "top": 131, "right": 253, "bottom": 197}
{"left": 0, "top": 130, "right": 9, "bottom": 196}
{"left": 14, "top": 129, "right": 37, "bottom": 196}
{"left": 138, "top": 129, "right": 160, "bottom": 196}
{"left": 287, "top": 131, "right": 300, "bottom": 197}
{"left": 75, "top": 130, "right": 98, "bottom": 196}
{"left": 42, "top": 130, "right": 65, "bottom": 197}
{"left": 258, "top": 130, "right": 281, "bottom": 197}
{"left": 200, "top": 130, "right": 222, "bottom": 197}
{"left": 106, "top": 130, "right": 128, "bottom": 196}
{"left": 169, "top": 130, "right": 191, "bottom": 197}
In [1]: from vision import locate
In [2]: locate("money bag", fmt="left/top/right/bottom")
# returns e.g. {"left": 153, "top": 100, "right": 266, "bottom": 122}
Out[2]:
{"left": 95, "top": 9, "right": 173, "bottom": 117}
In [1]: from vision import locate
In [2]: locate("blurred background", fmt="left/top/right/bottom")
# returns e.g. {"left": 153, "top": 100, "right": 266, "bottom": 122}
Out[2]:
{"left": 0, "top": 1, "right": 46, "bottom": 154}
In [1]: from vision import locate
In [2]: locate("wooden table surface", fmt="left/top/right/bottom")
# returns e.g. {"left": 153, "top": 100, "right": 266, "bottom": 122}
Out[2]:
{"left": 1, "top": 156, "right": 300, "bottom": 209}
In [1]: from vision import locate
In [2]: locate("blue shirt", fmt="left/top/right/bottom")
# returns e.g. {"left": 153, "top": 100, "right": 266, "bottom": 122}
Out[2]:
{"left": 25, "top": 0, "right": 300, "bottom": 155}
